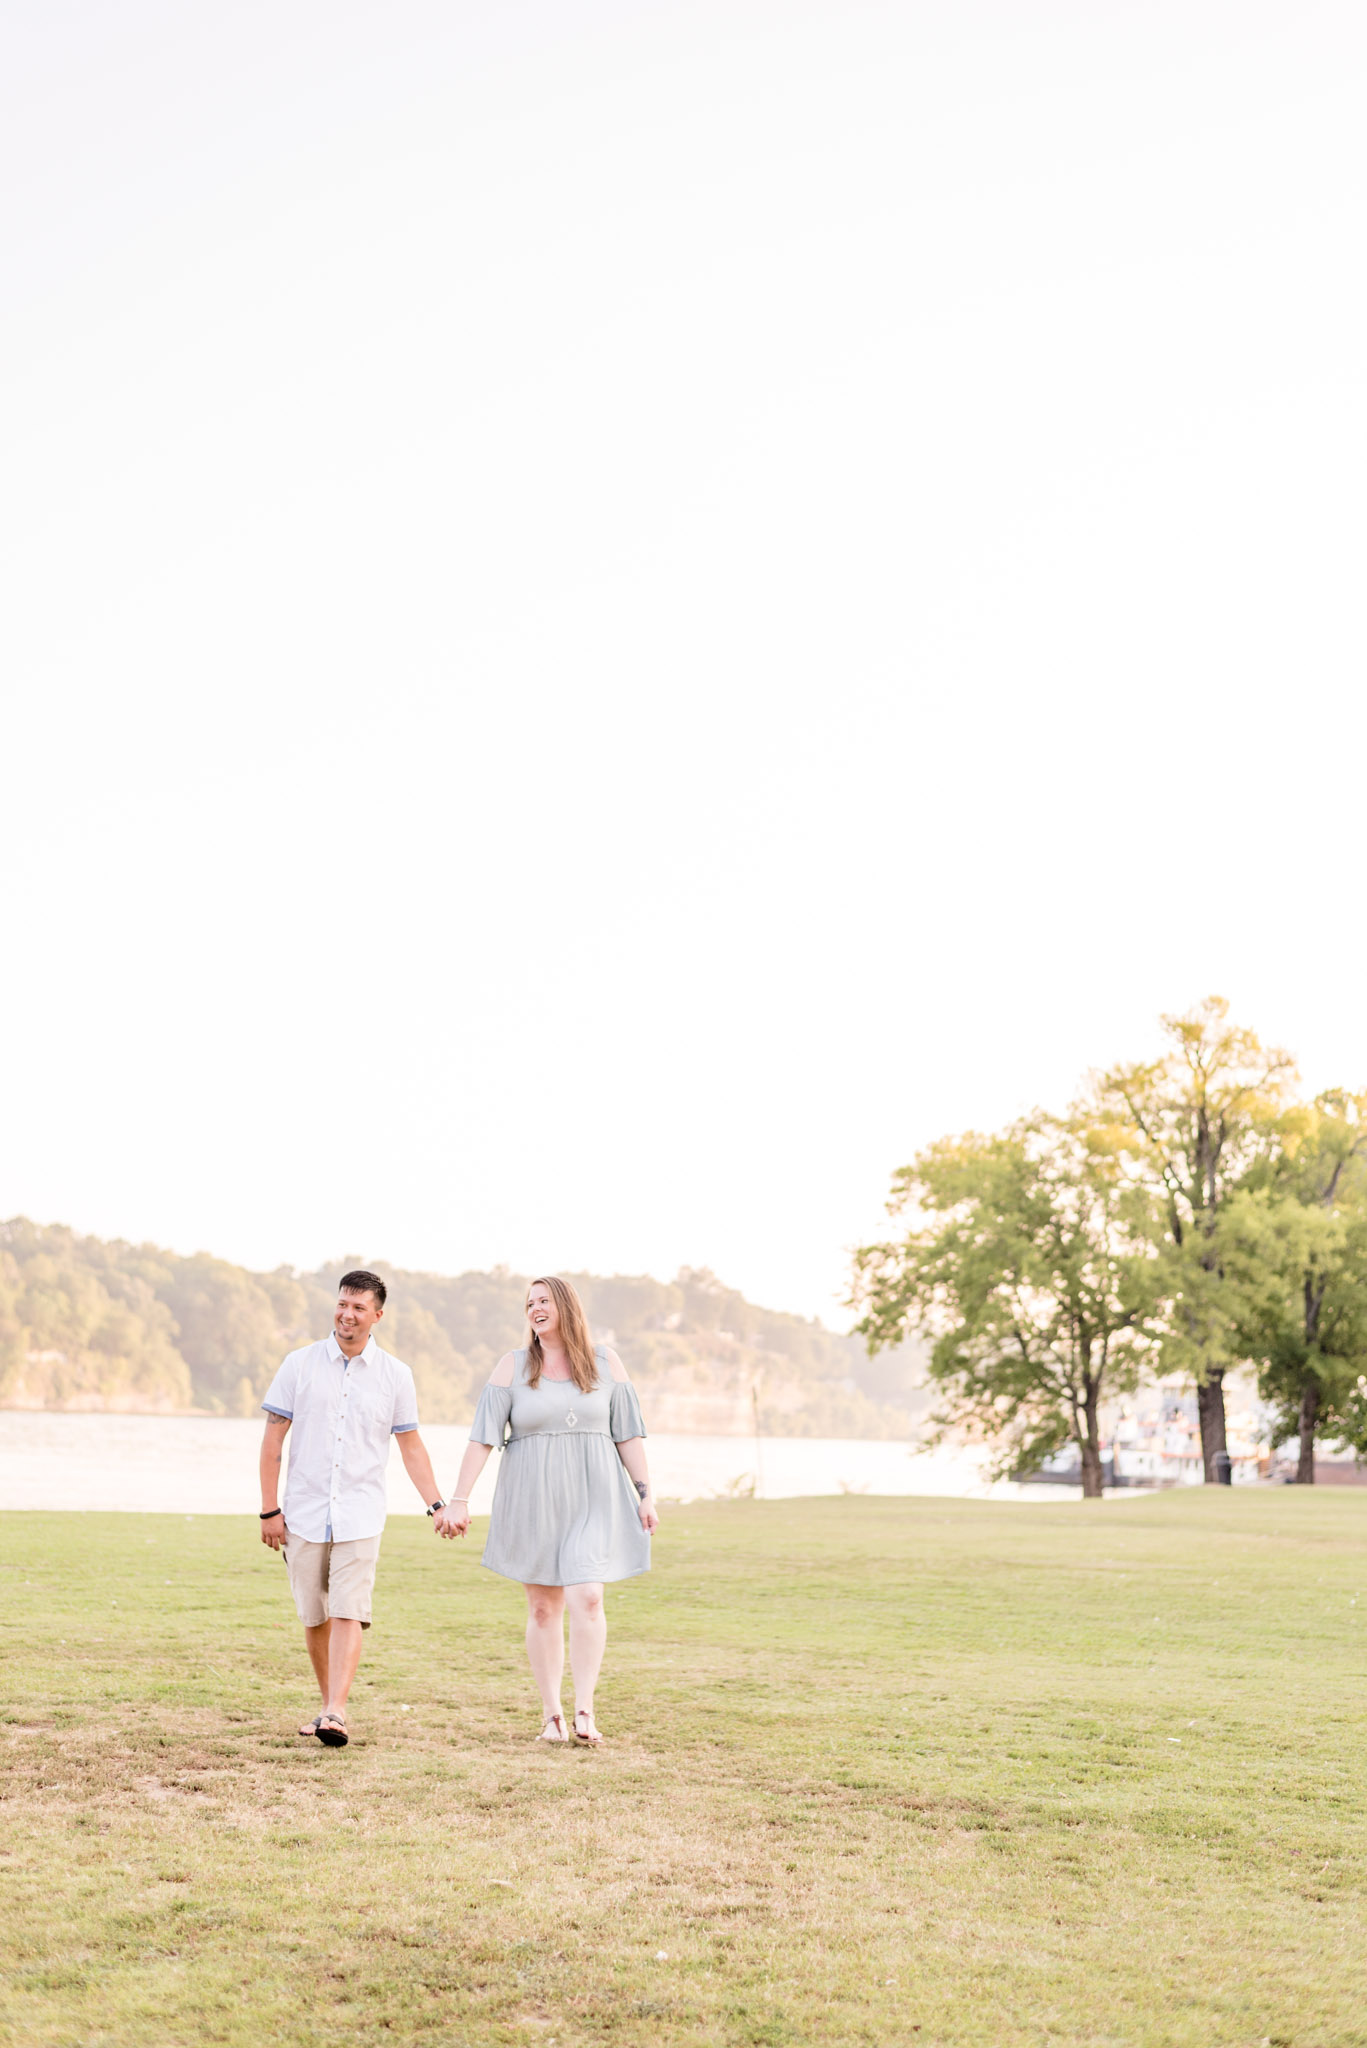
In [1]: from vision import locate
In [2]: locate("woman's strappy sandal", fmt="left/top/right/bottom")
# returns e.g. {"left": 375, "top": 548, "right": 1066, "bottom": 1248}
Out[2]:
{"left": 538, "top": 1712, "right": 569, "bottom": 1743}
{"left": 572, "top": 1709, "right": 603, "bottom": 1747}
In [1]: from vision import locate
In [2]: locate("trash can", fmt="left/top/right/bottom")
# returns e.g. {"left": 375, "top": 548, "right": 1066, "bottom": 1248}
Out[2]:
{"left": 1212, "top": 1450, "right": 1232, "bottom": 1485}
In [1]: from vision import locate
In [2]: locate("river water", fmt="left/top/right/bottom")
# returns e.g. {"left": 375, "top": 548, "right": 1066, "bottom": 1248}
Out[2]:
{"left": 0, "top": 1412, "right": 1088, "bottom": 1511}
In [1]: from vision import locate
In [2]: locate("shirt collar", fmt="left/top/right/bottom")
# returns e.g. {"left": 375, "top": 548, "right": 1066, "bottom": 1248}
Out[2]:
{"left": 326, "top": 1333, "right": 378, "bottom": 1367}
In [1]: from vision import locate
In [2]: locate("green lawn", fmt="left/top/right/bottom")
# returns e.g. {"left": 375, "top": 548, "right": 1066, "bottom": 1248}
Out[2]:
{"left": 1, "top": 1493, "right": 1364, "bottom": 2047}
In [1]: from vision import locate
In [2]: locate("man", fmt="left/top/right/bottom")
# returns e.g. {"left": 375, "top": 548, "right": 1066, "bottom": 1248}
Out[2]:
{"left": 258, "top": 1269, "right": 445, "bottom": 1747}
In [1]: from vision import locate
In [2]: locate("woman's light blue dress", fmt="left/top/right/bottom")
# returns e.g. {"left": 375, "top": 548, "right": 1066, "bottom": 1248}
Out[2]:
{"left": 470, "top": 1348, "right": 650, "bottom": 1587}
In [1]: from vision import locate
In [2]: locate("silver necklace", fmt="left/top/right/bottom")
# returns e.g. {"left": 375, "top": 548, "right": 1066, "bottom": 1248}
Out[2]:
{"left": 540, "top": 1361, "right": 576, "bottom": 1423}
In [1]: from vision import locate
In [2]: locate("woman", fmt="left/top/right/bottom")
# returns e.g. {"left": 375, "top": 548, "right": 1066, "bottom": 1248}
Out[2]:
{"left": 436, "top": 1276, "right": 658, "bottom": 1745}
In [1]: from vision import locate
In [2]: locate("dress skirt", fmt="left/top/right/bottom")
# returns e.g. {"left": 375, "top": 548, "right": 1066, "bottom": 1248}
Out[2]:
{"left": 471, "top": 1355, "right": 651, "bottom": 1587}
{"left": 480, "top": 1430, "right": 651, "bottom": 1586}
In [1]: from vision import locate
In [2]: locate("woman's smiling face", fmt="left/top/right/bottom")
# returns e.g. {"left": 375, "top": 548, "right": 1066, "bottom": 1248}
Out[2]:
{"left": 526, "top": 1282, "right": 560, "bottom": 1342}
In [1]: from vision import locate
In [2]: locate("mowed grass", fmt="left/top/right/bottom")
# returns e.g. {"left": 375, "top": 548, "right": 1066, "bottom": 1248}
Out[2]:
{"left": 1, "top": 1495, "right": 1365, "bottom": 2048}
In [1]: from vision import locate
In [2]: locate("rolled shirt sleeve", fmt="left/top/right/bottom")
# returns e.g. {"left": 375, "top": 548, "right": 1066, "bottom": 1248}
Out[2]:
{"left": 261, "top": 1349, "right": 301, "bottom": 1420}
{"left": 390, "top": 1363, "right": 420, "bottom": 1434}
{"left": 609, "top": 1380, "right": 647, "bottom": 1442}
{"left": 470, "top": 1381, "right": 514, "bottom": 1448}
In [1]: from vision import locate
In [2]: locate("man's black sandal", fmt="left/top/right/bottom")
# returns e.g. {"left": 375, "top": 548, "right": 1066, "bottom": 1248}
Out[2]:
{"left": 316, "top": 1715, "right": 349, "bottom": 1748}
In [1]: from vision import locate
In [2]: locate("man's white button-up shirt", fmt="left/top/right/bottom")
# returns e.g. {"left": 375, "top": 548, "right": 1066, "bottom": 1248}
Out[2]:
{"left": 262, "top": 1334, "right": 419, "bottom": 1543}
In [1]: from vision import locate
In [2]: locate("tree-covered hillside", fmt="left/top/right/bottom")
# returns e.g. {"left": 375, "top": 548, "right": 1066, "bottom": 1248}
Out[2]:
{"left": 0, "top": 1219, "right": 925, "bottom": 1437}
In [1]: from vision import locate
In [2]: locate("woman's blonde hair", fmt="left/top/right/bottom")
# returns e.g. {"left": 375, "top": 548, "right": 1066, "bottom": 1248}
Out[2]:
{"left": 525, "top": 1276, "right": 599, "bottom": 1392}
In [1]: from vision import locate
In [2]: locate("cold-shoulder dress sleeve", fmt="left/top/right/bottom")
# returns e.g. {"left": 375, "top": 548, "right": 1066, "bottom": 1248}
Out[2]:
{"left": 609, "top": 1380, "right": 647, "bottom": 1442}
{"left": 471, "top": 1381, "right": 513, "bottom": 1448}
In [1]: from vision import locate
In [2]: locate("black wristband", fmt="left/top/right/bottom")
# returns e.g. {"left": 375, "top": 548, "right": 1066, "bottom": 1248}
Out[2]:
{"left": 426, "top": 1500, "right": 445, "bottom": 1516}
{"left": 260, "top": 1508, "right": 284, "bottom": 1519}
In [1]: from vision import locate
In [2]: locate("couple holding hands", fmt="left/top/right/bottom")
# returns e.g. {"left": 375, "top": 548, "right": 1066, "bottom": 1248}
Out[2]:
{"left": 258, "top": 1270, "right": 657, "bottom": 1749}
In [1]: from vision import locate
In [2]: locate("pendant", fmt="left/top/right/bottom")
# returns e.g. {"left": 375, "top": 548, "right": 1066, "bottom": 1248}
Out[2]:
{"left": 565, "top": 1410, "right": 578, "bottom": 1427}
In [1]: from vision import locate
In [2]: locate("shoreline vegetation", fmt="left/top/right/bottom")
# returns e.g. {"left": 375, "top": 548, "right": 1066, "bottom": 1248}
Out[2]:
{"left": 0, "top": 1219, "right": 926, "bottom": 1440}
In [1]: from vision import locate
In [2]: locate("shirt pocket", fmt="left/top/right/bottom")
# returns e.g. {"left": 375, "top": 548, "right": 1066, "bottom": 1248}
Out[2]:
{"left": 346, "top": 1376, "right": 394, "bottom": 1457}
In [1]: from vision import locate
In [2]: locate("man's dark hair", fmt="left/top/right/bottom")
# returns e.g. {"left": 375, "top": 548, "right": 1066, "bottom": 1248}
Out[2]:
{"left": 338, "top": 1268, "right": 387, "bottom": 1308}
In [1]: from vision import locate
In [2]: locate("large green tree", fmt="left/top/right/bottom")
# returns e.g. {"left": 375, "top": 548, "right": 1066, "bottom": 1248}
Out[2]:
{"left": 1089, "top": 998, "right": 1295, "bottom": 1481}
{"left": 851, "top": 1114, "right": 1164, "bottom": 1497}
{"left": 1224, "top": 1092, "right": 1367, "bottom": 1481}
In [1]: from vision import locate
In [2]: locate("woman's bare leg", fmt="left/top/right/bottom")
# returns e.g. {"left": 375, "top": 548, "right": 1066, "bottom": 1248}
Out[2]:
{"left": 524, "top": 1584, "right": 567, "bottom": 1720}
{"left": 565, "top": 1581, "right": 607, "bottom": 1723}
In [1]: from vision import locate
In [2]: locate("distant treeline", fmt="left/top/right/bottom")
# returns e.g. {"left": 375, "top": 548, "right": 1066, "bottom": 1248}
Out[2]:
{"left": 0, "top": 1219, "right": 925, "bottom": 1437}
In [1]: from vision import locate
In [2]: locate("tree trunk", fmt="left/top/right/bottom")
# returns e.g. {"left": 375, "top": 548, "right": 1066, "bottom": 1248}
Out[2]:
{"left": 1296, "top": 1378, "right": 1318, "bottom": 1485}
{"left": 1079, "top": 1436, "right": 1105, "bottom": 1497}
{"left": 1197, "top": 1370, "right": 1228, "bottom": 1482}
{"left": 1079, "top": 1382, "right": 1105, "bottom": 1498}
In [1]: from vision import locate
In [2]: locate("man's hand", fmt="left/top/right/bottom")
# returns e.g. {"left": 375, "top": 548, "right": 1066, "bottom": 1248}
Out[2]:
{"left": 259, "top": 1417, "right": 290, "bottom": 1548}
{"left": 434, "top": 1503, "right": 470, "bottom": 1539}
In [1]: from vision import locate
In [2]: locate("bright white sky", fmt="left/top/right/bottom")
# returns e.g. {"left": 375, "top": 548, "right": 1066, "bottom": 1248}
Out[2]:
{"left": 3, "top": 2, "right": 1365, "bottom": 1326}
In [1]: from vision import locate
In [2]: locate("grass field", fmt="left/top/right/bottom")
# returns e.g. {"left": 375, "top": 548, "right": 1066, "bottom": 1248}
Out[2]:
{"left": 1, "top": 1493, "right": 1365, "bottom": 2048}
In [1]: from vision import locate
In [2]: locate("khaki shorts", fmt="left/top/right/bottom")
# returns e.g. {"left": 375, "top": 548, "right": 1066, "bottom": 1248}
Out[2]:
{"left": 283, "top": 1533, "right": 382, "bottom": 1629}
